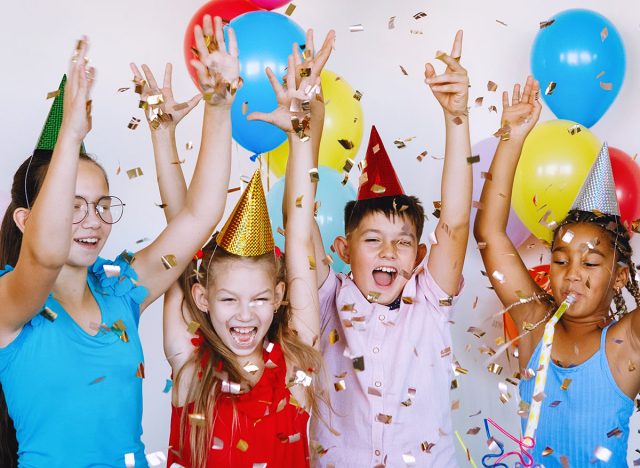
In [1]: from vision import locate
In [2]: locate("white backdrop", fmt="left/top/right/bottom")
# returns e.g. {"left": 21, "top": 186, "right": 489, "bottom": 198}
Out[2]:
{"left": 1, "top": 0, "right": 639, "bottom": 465}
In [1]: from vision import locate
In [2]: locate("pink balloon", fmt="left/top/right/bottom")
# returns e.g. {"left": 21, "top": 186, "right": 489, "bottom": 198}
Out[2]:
{"left": 471, "top": 137, "right": 530, "bottom": 247}
{"left": 248, "top": 0, "right": 290, "bottom": 9}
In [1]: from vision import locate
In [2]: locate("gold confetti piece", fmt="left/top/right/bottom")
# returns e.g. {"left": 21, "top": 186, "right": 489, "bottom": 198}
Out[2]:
{"left": 155, "top": 203, "right": 168, "bottom": 209}
{"left": 413, "top": 11, "right": 427, "bottom": 20}
{"left": 327, "top": 329, "right": 340, "bottom": 345}
{"left": 126, "top": 167, "right": 143, "bottom": 179}
{"left": 416, "top": 150, "right": 427, "bottom": 162}
{"left": 450, "top": 379, "right": 459, "bottom": 389}
{"left": 46, "top": 89, "right": 60, "bottom": 100}
{"left": 467, "top": 427, "right": 481, "bottom": 435}
{"left": 492, "top": 270, "right": 505, "bottom": 283}
{"left": 421, "top": 441, "right": 435, "bottom": 453}
{"left": 161, "top": 254, "right": 178, "bottom": 270}
{"left": 488, "top": 105, "right": 497, "bottom": 113}
{"left": 370, "top": 184, "right": 386, "bottom": 194}
{"left": 607, "top": 427, "right": 622, "bottom": 438}
{"left": 41, "top": 306, "right": 58, "bottom": 322}
{"left": 227, "top": 186, "right": 241, "bottom": 194}
{"left": 593, "top": 446, "right": 612, "bottom": 462}
{"left": 467, "top": 155, "right": 480, "bottom": 165}
{"left": 211, "top": 437, "right": 224, "bottom": 450}
{"left": 376, "top": 413, "right": 392, "bottom": 424}
{"left": 541, "top": 447, "right": 554, "bottom": 457}
{"left": 439, "top": 297, "right": 453, "bottom": 307}
{"left": 349, "top": 24, "right": 364, "bottom": 33}
{"left": 367, "top": 291, "right": 381, "bottom": 302}
{"left": 185, "top": 141, "right": 194, "bottom": 151}
{"left": 533, "top": 391, "right": 546, "bottom": 402}
{"left": 441, "top": 347, "right": 452, "bottom": 358}
{"left": 334, "top": 380, "right": 346, "bottom": 391}
{"left": 295, "top": 195, "right": 303, "bottom": 208}
{"left": 399, "top": 65, "right": 408, "bottom": 76}
{"left": 545, "top": 82, "right": 556, "bottom": 95}
{"left": 136, "top": 362, "right": 145, "bottom": 379}
{"left": 235, "top": 439, "right": 249, "bottom": 452}
{"left": 184, "top": 320, "right": 200, "bottom": 336}
{"left": 600, "top": 82, "right": 613, "bottom": 91}
{"left": 540, "top": 19, "right": 555, "bottom": 29}
{"left": 308, "top": 256, "right": 317, "bottom": 270}
{"left": 338, "top": 139, "right": 354, "bottom": 150}
{"left": 308, "top": 168, "right": 320, "bottom": 183}
{"left": 467, "top": 326, "right": 485, "bottom": 338}
{"left": 284, "top": 3, "right": 296, "bottom": 16}
{"left": 401, "top": 296, "right": 413, "bottom": 305}
{"left": 117, "top": 87, "right": 130, "bottom": 93}
{"left": 243, "top": 363, "right": 260, "bottom": 374}
{"left": 410, "top": 30, "right": 424, "bottom": 35}
{"left": 352, "top": 356, "right": 365, "bottom": 371}
{"left": 402, "top": 453, "right": 416, "bottom": 465}
{"left": 392, "top": 139, "right": 406, "bottom": 149}
{"left": 561, "top": 230, "right": 574, "bottom": 243}
{"left": 322, "top": 254, "right": 333, "bottom": 265}
{"left": 341, "top": 303, "right": 355, "bottom": 312}
{"left": 601, "top": 26, "right": 608, "bottom": 42}
{"left": 388, "top": 16, "right": 396, "bottom": 29}
{"left": 487, "top": 363, "right": 503, "bottom": 375}
{"left": 487, "top": 81, "right": 498, "bottom": 92}
{"left": 496, "top": 19, "right": 507, "bottom": 26}
{"left": 103, "top": 264, "right": 121, "bottom": 278}
{"left": 353, "top": 90, "right": 363, "bottom": 101}
{"left": 568, "top": 124, "right": 582, "bottom": 135}
{"left": 596, "top": 70, "right": 606, "bottom": 79}
{"left": 89, "top": 376, "right": 106, "bottom": 385}
{"left": 474, "top": 96, "right": 484, "bottom": 107}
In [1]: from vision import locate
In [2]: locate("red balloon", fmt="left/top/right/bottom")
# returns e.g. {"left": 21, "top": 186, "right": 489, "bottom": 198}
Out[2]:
{"left": 248, "top": 0, "right": 290, "bottom": 9}
{"left": 609, "top": 146, "right": 640, "bottom": 230}
{"left": 184, "top": 0, "right": 261, "bottom": 88}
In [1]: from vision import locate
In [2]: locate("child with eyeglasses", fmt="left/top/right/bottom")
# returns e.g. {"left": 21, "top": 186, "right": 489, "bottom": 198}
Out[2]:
{"left": 0, "top": 27, "right": 234, "bottom": 467}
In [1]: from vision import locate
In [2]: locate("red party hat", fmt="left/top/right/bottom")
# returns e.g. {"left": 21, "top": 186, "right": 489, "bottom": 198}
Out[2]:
{"left": 357, "top": 126, "right": 404, "bottom": 200}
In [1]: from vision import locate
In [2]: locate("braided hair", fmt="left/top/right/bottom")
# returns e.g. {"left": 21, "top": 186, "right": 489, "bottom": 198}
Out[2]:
{"left": 553, "top": 209, "right": 640, "bottom": 319}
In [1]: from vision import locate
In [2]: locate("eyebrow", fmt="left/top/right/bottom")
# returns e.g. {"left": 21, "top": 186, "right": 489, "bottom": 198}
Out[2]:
{"left": 360, "top": 229, "right": 416, "bottom": 240}
{"left": 551, "top": 245, "right": 606, "bottom": 257}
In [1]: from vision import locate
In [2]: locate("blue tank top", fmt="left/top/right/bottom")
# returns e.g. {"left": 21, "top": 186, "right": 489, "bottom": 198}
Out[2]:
{"left": 519, "top": 323, "right": 633, "bottom": 467}
{"left": 0, "top": 253, "right": 149, "bottom": 467}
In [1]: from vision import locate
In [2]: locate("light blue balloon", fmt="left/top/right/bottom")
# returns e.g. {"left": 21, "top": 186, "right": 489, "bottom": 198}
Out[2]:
{"left": 228, "top": 11, "right": 305, "bottom": 154}
{"left": 531, "top": 9, "right": 625, "bottom": 128}
{"left": 266, "top": 166, "right": 356, "bottom": 274}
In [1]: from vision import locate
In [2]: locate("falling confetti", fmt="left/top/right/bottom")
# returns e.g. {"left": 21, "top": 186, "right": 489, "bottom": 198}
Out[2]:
{"left": 487, "top": 81, "right": 498, "bottom": 92}
{"left": 126, "top": 167, "right": 144, "bottom": 179}
{"left": 349, "top": 24, "right": 364, "bottom": 33}
{"left": 284, "top": 3, "right": 296, "bottom": 16}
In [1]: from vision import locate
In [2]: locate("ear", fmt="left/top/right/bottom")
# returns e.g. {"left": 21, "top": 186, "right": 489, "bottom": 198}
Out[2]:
{"left": 273, "top": 281, "right": 286, "bottom": 310}
{"left": 414, "top": 243, "right": 427, "bottom": 268}
{"left": 333, "top": 236, "right": 350, "bottom": 264}
{"left": 614, "top": 264, "right": 630, "bottom": 291}
{"left": 191, "top": 282, "right": 210, "bottom": 313}
{"left": 12, "top": 207, "right": 29, "bottom": 234}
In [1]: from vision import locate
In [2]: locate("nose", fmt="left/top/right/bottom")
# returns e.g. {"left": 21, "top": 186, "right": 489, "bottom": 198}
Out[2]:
{"left": 564, "top": 260, "right": 582, "bottom": 283}
{"left": 236, "top": 301, "right": 254, "bottom": 321}
{"left": 81, "top": 206, "right": 102, "bottom": 229}
{"left": 378, "top": 240, "right": 397, "bottom": 259}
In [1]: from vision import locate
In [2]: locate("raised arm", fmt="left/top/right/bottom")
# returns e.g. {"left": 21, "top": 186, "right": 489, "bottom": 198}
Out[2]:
{"left": 130, "top": 62, "right": 200, "bottom": 221}
{"left": 133, "top": 15, "right": 237, "bottom": 312}
{"left": 0, "top": 39, "right": 94, "bottom": 345}
{"left": 279, "top": 30, "right": 335, "bottom": 288}
{"left": 473, "top": 77, "right": 548, "bottom": 346}
{"left": 424, "top": 31, "right": 472, "bottom": 296}
{"left": 248, "top": 55, "right": 322, "bottom": 347}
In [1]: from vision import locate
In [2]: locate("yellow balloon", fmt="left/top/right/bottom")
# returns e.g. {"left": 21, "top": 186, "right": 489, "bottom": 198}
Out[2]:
{"left": 266, "top": 69, "right": 364, "bottom": 177}
{"left": 512, "top": 119, "right": 601, "bottom": 242}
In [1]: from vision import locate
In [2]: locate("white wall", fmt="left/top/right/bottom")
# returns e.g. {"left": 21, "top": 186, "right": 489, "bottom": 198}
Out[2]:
{"left": 1, "top": 0, "right": 638, "bottom": 465}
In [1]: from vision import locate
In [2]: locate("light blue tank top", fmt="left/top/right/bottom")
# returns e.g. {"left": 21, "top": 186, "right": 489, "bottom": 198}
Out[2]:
{"left": 0, "top": 253, "right": 149, "bottom": 467}
{"left": 519, "top": 323, "right": 633, "bottom": 467}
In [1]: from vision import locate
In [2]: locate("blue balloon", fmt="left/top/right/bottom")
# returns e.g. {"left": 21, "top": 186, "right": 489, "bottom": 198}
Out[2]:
{"left": 228, "top": 12, "right": 305, "bottom": 154}
{"left": 266, "top": 166, "right": 356, "bottom": 274}
{"left": 531, "top": 9, "right": 625, "bottom": 127}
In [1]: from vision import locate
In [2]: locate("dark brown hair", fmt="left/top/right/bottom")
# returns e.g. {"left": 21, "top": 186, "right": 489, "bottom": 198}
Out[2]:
{"left": 552, "top": 209, "right": 640, "bottom": 318}
{"left": 0, "top": 149, "right": 107, "bottom": 467}
{"left": 344, "top": 195, "right": 426, "bottom": 241}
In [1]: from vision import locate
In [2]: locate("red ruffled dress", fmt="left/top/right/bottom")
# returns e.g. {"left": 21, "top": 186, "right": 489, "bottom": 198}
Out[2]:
{"left": 167, "top": 342, "right": 310, "bottom": 467}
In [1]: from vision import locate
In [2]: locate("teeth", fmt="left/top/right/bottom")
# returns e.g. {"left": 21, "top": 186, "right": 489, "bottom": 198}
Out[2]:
{"left": 231, "top": 327, "right": 255, "bottom": 334}
{"left": 374, "top": 266, "right": 397, "bottom": 273}
{"left": 76, "top": 238, "right": 98, "bottom": 244}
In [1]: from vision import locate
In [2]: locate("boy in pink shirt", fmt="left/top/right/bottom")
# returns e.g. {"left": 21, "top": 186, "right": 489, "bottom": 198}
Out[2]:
{"left": 285, "top": 31, "right": 472, "bottom": 467}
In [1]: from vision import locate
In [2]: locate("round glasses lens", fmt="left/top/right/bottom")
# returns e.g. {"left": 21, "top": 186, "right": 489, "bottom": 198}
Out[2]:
{"left": 97, "top": 197, "right": 124, "bottom": 224}
{"left": 72, "top": 197, "right": 88, "bottom": 224}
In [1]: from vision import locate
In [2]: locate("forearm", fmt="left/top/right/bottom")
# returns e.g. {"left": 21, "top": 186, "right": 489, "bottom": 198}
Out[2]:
{"left": 150, "top": 130, "right": 188, "bottom": 222}
{"left": 474, "top": 136, "right": 525, "bottom": 238}
{"left": 285, "top": 137, "right": 315, "bottom": 240}
{"left": 183, "top": 105, "right": 231, "bottom": 225}
{"left": 439, "top": 113, "right": 472, "bottom": 230}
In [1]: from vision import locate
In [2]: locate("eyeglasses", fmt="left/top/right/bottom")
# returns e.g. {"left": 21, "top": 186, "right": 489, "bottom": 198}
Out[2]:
{"left": 72, "top": 196, "right": 125, "bottom": 224}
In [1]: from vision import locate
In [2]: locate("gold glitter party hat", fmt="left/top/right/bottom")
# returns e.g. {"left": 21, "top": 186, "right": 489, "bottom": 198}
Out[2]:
{"left": 570, "top": 142, "right": 620, "bottom": 216}
{"left": 216, "top": 169, "right": 274, "bottom": 256}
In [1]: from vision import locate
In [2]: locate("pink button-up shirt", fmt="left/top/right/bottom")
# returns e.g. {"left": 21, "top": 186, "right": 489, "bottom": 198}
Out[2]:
{"left": 310, "top": 258, "right": 462, "bottom": 467}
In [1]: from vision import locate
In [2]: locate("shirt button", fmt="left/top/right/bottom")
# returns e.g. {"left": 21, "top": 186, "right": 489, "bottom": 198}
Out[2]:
{"left": 373, "top": 347, "right": 380, "bottom": 354}
{"left": 375, "top": 450, "right": 381, "bottom": 456}
{"left": 375, "top": 381, "right": 382, "bottom": 387}
{"left": 379, "top": 314, "right": 386, "bottom": 321}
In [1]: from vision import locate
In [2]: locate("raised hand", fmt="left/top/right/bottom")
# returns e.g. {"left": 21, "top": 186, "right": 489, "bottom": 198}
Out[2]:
{"left": 130, "top": 63, "right": 201, "bottom": 132}
{"left": 424, "top": 30, "right": 469, "bottom": 118}
{"left": 62, "top": 36, "right": 96, "bottom": 142}
{"left": 500, "top": 76, "right": 542, "bottom": 140}
{"left": 191, "top": 15, "right": 241, "bottom": 107}
{"left": 246, "top": 55, "right": 320, "bottom": 136}
{"left": 291, "top": 29, "right": 335, "bottom": 91}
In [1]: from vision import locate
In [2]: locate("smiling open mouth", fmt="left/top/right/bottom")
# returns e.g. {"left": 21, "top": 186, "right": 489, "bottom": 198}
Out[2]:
{"left": 372, "top": 266, "right": 397, "bottom": 287}
{"left": 229, "top": 327, "right": 258, "bottom": 346}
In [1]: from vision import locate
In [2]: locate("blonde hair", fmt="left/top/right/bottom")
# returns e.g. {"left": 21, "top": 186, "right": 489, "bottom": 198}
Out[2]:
{"left": 173, "top": 239, "right": 328, "bottom": 466}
